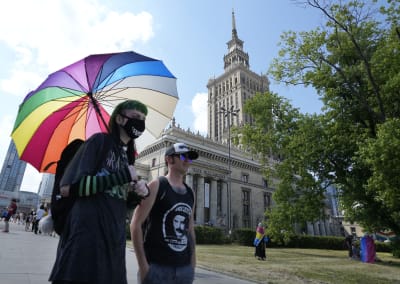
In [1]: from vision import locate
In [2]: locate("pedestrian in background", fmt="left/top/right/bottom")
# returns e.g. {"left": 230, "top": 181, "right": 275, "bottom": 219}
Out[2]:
{"left": 2, "top": 198, "right": 17, "bottom": 233}
{"left": 254, "top": 222, "right": 267, "bottom": 261}
{"left": 345, "top": 235, "right": 353, "bottom": 258}
{"left": 25, "top": 213, "right": 33, "bottom": 231}
{"left": 33, "top": 205, "right": 45, "bottom": 234}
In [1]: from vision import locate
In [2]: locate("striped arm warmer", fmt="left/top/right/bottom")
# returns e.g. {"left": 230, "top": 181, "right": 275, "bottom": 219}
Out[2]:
{"left": 73, "top": 167, "right": 133, "bottom": 197}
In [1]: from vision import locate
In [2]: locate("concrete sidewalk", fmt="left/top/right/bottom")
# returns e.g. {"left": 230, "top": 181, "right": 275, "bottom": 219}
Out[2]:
{"left": 0, "top": 222, "right": 255, "bottom": 284}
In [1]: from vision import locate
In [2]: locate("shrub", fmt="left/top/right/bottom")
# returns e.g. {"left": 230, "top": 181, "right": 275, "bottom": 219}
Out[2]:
{"left": 375, "top": 241, "right": 392, "bottom": 253}
{"left": 285, "top": 235, "right": 345, "bottom": 250}
{"left": 226, "top": 231, "right": 393, "bottom": 252}
{"left": 390, "top": 239, "right": 400, "bottom": 258}
{"left": 233, "top": 228, "right": 254, "bottom": 246}
{"left": 195, "top": 225, "right": 227, "bottom": 244}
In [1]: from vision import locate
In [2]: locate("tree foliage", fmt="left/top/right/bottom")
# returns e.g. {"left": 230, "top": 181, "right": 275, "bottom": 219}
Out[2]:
{"left": 237, "top": 0, "right": 400, "bottom": 240}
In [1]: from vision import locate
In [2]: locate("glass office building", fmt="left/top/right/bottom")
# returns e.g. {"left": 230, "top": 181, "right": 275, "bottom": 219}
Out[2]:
{"left": 0, "top": 140, "right": 26, "bottom": 192}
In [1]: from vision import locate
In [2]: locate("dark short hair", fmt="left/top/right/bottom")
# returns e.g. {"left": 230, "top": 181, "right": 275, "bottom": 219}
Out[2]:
{"left": 108, "top": 100, "right": 148, "bottom": 134}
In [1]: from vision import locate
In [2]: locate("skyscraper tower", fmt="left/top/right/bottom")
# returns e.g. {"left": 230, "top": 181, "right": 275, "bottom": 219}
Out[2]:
{"left": 0, "top": 140, "right": 26, "bottom": 192}
{"left": 207, "top": 9, "right": 269, "bottom": 143}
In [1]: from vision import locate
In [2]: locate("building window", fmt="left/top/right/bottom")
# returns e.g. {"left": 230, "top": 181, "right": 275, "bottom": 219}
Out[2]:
{"left": 217, "top": 181, "right": 222, "bottom": 215}
{"left": 151, "top": 158, "right": 156, "bottom": 167}
{"left": 242, "top": 189, "right": 251, "bottom": 228}
{"left": 241, "top": 173, "right": 249, "bottom": 183}
{"left": 350, "top": 226, "right": 356, "bottom": 237}
{"left": 263, "top": 192, "right": 271, "bottom": 210}
{"left": 262, "top": 178, "right": 268, "bottom": 188}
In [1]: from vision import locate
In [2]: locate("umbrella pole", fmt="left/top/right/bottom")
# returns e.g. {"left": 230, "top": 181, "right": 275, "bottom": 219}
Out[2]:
{"left": 88, "top": 92, "right": 110, "bottom": 133}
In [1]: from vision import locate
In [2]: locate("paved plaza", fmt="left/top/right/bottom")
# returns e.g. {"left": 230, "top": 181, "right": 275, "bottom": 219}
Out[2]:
{"left": 0, "top": 221, "right": 255, "bottom": 284}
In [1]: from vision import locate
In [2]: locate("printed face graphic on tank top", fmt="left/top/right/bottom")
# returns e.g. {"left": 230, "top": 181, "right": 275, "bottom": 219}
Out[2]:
{"left": 162, "top": 202, "right": 192, "bottom": 252}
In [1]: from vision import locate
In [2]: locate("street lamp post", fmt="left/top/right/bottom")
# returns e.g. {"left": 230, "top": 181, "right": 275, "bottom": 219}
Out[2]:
{"left": 219, "top": 106, "right": 240, "bottom": 232}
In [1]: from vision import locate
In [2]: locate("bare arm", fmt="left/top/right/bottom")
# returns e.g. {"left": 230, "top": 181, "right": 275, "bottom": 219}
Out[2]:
{"left": 130, "top": 178, "right": 159, "bottom": 281}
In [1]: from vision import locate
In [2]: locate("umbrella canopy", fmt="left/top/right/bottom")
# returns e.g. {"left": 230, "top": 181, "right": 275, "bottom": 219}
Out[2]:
{"left": 11, "top": 51, "right": 178, "bottom": 173}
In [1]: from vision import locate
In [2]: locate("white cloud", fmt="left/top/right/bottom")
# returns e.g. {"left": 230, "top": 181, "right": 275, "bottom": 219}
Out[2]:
{"left": 0, "top": 0, "right": 154, "bottom": 95}
{"left": 191, "top": 92, "right": 208, "bottom": 135}
{"left": 1, "top": 69, "right": 43, "bottom": 97}
{"left": 0, "top": 0, "right": 155, "bottom": 193}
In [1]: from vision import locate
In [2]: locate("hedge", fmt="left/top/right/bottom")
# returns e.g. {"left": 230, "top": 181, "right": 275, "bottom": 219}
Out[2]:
{"left": 194, "top": 225, "right": 228, "bottom": 244}
{"left": 127, "top": 223, "right": 394, "bottom": 255}
{"left": 231, "top": 228, "right": 393, "bottom": 253}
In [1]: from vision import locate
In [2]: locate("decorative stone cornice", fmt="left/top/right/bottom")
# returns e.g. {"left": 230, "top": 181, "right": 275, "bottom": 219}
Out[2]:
{"left": 137, "top": 124, "right": 262, "bottom": 174}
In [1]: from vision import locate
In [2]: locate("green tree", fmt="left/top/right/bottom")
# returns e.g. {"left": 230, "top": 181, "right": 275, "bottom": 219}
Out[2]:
{"left": 238, "top": 92, "right": 327, "bottom": 241}
{"left": 357, "top": 118, "right": 400, "bottom": 232}
{"left": 237, "top": 0, "right": 400, "bottom": 242}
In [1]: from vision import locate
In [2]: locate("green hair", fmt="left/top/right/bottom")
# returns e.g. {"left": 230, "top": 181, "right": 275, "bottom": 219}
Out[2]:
{"left": 109, "top": 100, "right": 148, "bottom": 133}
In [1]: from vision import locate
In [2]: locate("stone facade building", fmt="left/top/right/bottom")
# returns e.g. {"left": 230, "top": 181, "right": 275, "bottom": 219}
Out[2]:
{"left": 136, "top": 120, "right": 273, "bottom": 231}
{"left": 136, "top": 11, "right": 273, "bottom": 231}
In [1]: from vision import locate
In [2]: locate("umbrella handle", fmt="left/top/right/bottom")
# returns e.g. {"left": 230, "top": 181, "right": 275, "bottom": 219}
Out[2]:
{"left": 88, "top": 92, "right": 110, "bottom": 132}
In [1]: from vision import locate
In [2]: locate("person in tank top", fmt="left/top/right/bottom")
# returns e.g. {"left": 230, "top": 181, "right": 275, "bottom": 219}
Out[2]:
{"left": 131, "top": 142, "right": 198, "bottom": 284}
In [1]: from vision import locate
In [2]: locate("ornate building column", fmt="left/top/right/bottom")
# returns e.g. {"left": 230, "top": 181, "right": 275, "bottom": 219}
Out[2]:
{"left": 321, "top": 220, "right": 328, "bottom": 236}
{"left": 185, "top": 174, "right": 193, "bottom": 189}
{"left": 210, "top": 179, "right": 218, "bottom": 226}
{"left": 307, "top": 221, "right": 315, "bottom": 235}
{"left": 221, "top": 181, "right": 228, "bottom": 228}
{"left": 196, "top": 175, "right": 205, "bottom": 225}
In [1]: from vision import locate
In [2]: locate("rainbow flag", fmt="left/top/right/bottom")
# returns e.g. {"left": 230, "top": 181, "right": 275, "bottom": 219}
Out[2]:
{"left": 375, "top": 231, "right": 396, "bottom": 242}
{"left": 254, "top": 231, "right": 264, "bottom": 246}
{"left": 360, "top": 235, "right": 375, "bottom": 263}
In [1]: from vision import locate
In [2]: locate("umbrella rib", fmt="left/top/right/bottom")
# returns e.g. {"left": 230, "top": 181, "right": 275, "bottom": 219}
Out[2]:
{"left": 54, "top": 86, "right": 86, "bottom": 98}
{"left": 52, "top": 99, "right": 89, "bottom": 127}
{"left": 51, "top": 99, "right": 106, "bottom": 136}
{"left": 97, "top": 87, "right": 173, "bottom": 120}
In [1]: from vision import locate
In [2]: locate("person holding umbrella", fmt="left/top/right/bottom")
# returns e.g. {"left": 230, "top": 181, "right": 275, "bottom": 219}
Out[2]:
{"left": 49, "top": 99, "right": 150, "bottom": 284}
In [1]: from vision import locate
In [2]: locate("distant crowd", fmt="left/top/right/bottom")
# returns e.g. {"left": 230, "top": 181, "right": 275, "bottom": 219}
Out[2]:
{"left": 1, "top": 204, "right": 55, "bottom": 236}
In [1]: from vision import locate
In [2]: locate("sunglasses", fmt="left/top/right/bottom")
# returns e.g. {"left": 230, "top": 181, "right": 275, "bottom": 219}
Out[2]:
{"left": 173, "top": 153, "right": 192, "bottom": 163}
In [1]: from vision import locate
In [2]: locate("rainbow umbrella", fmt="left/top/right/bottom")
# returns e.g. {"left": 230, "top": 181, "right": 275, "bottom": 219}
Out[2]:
{"left": 11, "top": 51, "right": 178, "bottom": 173}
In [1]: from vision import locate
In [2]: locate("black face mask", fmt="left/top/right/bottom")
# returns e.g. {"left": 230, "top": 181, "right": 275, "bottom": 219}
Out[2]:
{"left": 122, "top": 117, "right": 145, "bottom": 139}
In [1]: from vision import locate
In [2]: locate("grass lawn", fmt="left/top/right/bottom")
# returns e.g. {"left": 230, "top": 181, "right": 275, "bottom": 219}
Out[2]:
{"left": 196, "top": 245, "right": 400, "bottom": 284}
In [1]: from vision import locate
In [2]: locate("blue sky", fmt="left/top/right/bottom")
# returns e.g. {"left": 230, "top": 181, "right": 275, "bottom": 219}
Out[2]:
{"left": 0, "top": 0, "right": 326, "bottom": 192}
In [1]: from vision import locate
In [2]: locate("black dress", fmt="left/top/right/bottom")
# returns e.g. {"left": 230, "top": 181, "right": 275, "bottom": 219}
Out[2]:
{"left": 255, "top": 239, "right": 266, "bottom": 260}
{"left": 49, "top": 133, "right": 135, "bottom": 284}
